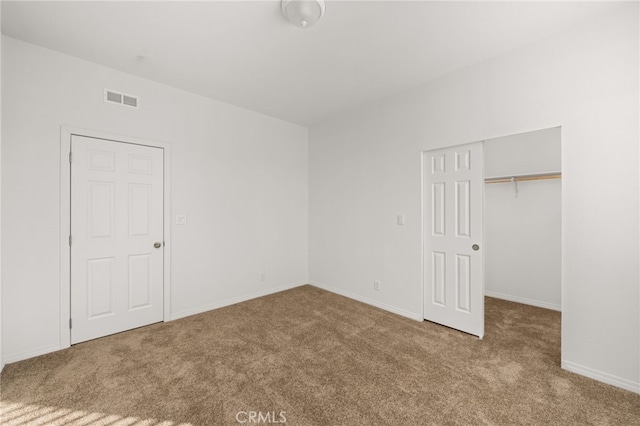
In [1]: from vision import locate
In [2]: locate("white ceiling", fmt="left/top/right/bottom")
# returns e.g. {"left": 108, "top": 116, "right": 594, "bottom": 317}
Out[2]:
{"left": 1, "top": 1, "right": 622, "bottom": 126}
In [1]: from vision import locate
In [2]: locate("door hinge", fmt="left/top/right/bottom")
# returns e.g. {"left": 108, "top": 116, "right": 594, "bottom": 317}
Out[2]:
{"left": 69, "top": 318, "right": 72, "bottom": 329}
{"left": 69, "top": 152, "right": 73, "bottom": 163}
{"left": 69, "top": 235, "right": 72, "bottom": 246}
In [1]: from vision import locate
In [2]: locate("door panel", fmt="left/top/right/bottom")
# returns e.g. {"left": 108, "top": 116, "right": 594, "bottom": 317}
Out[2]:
{"left": 423, "top": 142, "right": 484, "bottom": 337}
{"left": 87, "top": 257, "right": 115, "bottom": 318}
{"left": 88, "top": 181, "right": 114, "bottom": 238}
{"left": 129, "top": 183, "right": 152, "bottom": 236}
{"left": 71, "top": 135, "right": 164, "bottom": 344}
{"left": 128, "top": 254, "right": 152, "bottom": 310}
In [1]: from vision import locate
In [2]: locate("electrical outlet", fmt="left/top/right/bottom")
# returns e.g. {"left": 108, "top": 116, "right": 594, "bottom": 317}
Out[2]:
{"left": 397, "top": 214, "right": 405, "bottom": 225}
{"left": 260, "top": 273, "right": 266, "bottom": 282}
{"left": 374, "top": 280, "right": 381, "bottom": 291}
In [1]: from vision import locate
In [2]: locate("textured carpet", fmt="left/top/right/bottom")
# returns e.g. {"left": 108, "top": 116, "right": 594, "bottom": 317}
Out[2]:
{"left": 1, "top": 285, "right": 638, "bottom": 425}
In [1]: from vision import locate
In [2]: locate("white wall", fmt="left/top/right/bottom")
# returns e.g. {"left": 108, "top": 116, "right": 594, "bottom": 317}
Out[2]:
{"left": 1, "top": 36, "right": 308, "bottom": 363}
{"left": 484, "top": 128, "right": 561, "bottom": 310}
{"left": 484, "top": 127, "right": 560, "bottom": 178}
{"left": 0, "top": 4, "right": 4, "bottom": 372}
{"left": 309, "top": 5, "right": 639, "bottom": 393}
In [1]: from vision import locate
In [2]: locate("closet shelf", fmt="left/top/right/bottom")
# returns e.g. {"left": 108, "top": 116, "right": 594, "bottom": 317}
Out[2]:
{"left": 484, "top": 172, "right": 561, "bottom": 184}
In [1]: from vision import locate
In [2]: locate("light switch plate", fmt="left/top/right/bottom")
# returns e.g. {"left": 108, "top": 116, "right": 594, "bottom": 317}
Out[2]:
{"left": 176, "top": 215, "right": 187, "bottom": 225}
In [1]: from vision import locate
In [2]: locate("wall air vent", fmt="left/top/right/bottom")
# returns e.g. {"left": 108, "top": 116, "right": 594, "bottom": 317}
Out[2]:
{"left": 104, "top": 89, "right": 139, "bottom": 108}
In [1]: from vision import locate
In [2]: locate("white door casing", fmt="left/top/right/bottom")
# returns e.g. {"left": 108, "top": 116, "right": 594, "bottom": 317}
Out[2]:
{"left": 70, "top": 135, "right": 164, "bottom": 344}
{"left": 423, "top": 142, "right": 484, "bottom": 338}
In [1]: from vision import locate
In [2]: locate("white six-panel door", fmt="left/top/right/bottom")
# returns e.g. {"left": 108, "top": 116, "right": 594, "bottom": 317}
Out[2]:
{"left": 423, "top": 142, "right": 484, "bottom": 337}
{"left": 71, "top": 135, "right": 164, "bottom": 344}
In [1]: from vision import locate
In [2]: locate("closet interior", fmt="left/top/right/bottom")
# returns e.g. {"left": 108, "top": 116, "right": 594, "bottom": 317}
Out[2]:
{"left": 484, "top": 127, "right": 562, "bottom": 311}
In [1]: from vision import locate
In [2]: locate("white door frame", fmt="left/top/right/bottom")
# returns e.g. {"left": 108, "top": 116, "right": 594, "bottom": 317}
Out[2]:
{"left": 59, "top": 126, "right": 172, "bottom": 348}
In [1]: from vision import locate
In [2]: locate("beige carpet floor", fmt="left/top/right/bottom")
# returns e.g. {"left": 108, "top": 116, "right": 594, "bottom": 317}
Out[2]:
{"left": 1, "top": 285, "right": 638, "bottom": 425}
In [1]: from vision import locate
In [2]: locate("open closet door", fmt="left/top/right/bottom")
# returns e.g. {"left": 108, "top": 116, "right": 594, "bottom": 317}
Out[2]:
{"left": 423, "top": 142, "right": 484, "bottom": 338}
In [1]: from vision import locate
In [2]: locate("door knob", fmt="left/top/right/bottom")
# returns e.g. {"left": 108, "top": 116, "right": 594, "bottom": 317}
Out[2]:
{"left": 154, "top": 242, "right": 162, "bottom": 248}
{"left": 472, "top": 244, "right": 479, "bottom": 251}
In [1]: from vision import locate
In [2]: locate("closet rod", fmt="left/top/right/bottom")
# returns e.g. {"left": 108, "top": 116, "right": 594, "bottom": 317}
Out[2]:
{"left": 484, "top": 172, "right": 561, "bottom": 184}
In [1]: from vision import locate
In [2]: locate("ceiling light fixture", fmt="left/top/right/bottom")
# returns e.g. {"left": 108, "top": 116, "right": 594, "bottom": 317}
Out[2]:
{"left": 281, "top": 0, "right": 325, "bottom": 28}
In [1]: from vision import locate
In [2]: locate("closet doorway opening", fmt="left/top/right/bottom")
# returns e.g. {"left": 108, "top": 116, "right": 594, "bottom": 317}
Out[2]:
{"left": 483, "top": 127, "right": 562, "bottom": 313}
{"left": 422, "top": 127, "right": 562, "bottom": 339}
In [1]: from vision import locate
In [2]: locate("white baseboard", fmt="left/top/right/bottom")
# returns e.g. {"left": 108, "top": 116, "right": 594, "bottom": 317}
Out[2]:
{"left": 485, "top": 290, "right": 561, "bottom": 311}
{"left": 3, "top": 344, "right": 63, "bottom": 365}
{"left": 3, "top": 283, "right": 307, "bottom": 365}
{"left": 309, "top": 280, "right": 423, "bottom": 322}
{"left": 169, "top": 281, "right": 308, "bottom": 321}
{"left": 562, "top": 360, "right": 639, "bottom": 394}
